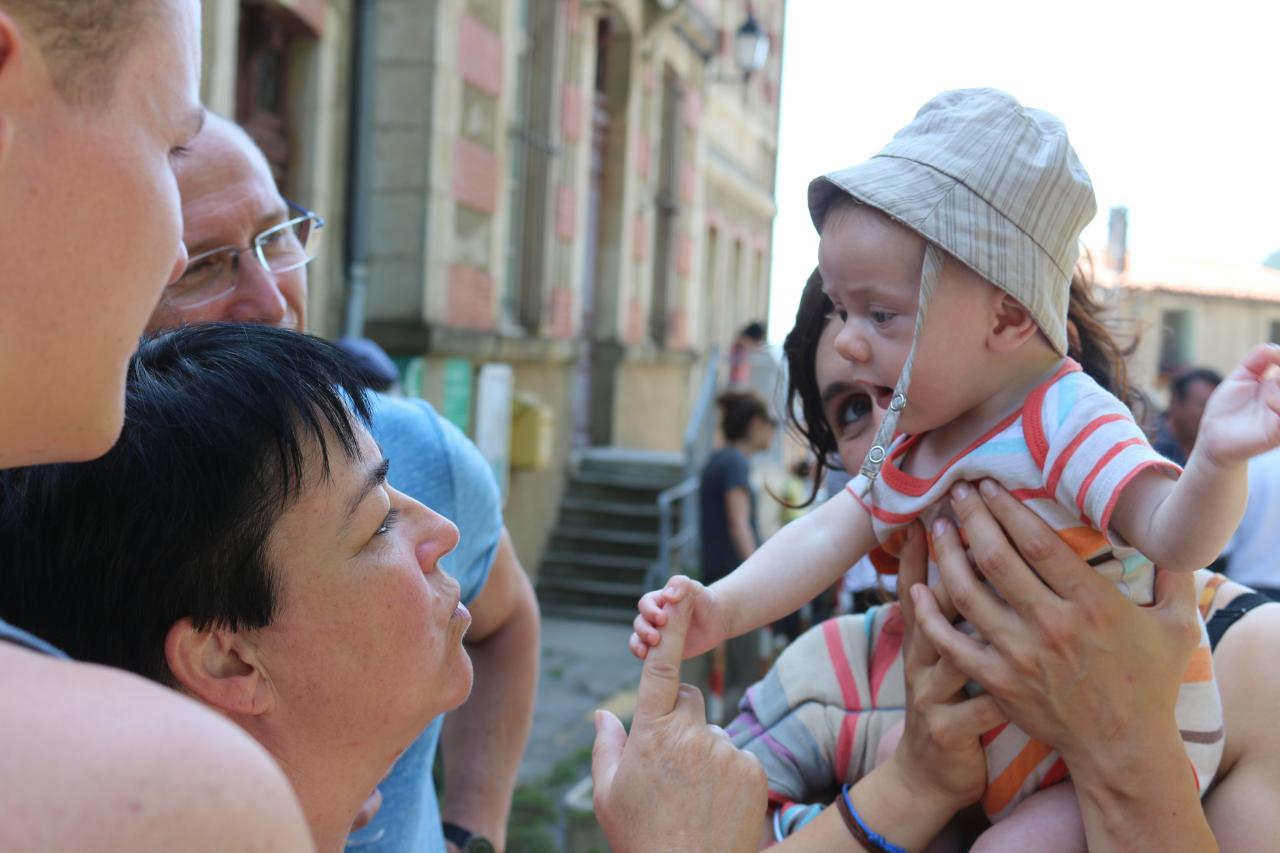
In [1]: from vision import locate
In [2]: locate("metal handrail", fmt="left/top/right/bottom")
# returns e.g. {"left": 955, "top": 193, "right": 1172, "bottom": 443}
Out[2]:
{"left": 683, "top": 346, "right": 721, "bottom": 477}
{"left": 647, "top": 475, "right": 699, "bottom": 591}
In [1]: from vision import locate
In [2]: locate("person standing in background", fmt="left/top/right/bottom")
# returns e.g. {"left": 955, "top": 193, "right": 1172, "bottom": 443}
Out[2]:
{"left": 694, "top": 391, "right": 776, "bottom": 722}
{"left": 1154, "top": 367, "right": 1222, "bottom": 465}
{"left": 729, "top": 321, "right": 768, "bottom": 385}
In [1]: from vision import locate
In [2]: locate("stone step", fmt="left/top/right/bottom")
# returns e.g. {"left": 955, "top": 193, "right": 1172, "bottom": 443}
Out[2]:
{"left": 536, "top": 600, "right": 640, "bottom": 624}
{"left": 535, "top": 575, "right": 646, "bottom": 600}
{"left": 560, "top": 497, "right": 661, "bottom": 519}
{"left": 568, "top": 470, "right": 682, "bottom": 493}
{"left": 539, "top": 549, "right": 652, "bottom": 573}
{"left": 550, "top": 525, "right": 661, "bottom": 548}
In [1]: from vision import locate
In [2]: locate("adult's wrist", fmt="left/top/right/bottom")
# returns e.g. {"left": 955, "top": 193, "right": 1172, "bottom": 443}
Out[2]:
{"left": 849, "top": 758, "right": 963, "bottom": 851}
{"left": 1067, "top": 719, "right": 1195, "bottom": 829}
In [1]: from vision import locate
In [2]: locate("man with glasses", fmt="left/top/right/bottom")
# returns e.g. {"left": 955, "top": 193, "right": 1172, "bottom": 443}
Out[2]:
{"left": 153, "top": 113, "right": 539, "bottom": 853}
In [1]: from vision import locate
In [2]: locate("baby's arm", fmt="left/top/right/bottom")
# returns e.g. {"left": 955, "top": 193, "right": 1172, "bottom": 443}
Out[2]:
{"left": 1111, "top": 344, "right": 1280, "bottom": 572}
{"left": 632, "top": 489, "right": 877, "bottom": 660}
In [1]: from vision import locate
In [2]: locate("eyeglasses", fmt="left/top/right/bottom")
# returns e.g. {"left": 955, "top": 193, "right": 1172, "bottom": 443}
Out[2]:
{"left": 163, "top": 200, "right": 326, "bottom": 309}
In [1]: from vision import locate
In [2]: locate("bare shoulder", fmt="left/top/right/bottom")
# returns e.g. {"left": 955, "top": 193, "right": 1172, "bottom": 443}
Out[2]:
{"left": 0, "top": 645, "right": 313, "bottom": 852}
{"left": 1214, "top": 599, "right": 1280, "bottom": 756}
{"left": 1205, "top": 599, "right": 1280, "bottom": 850}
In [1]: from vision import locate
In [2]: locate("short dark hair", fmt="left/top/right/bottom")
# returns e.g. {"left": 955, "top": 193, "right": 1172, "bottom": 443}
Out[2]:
{"left": 717, "top": 390, "right": 773, "bottom": 442}
{"left": 0, "top": 323, "right": 374, "bottom": 685}
{"left": 739, "top": 322, "right": 767, "bottom": 343}
{"left": 1170, "top": 367, "right": 1223, "bottom": 402}
{"left": 4, "top": 0, "right": 152, "bottom": 104}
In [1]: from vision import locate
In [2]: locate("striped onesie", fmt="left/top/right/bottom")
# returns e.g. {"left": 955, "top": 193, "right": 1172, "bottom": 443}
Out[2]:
{"left": 732, "top": 359, "right": 1224, "bottom": 824}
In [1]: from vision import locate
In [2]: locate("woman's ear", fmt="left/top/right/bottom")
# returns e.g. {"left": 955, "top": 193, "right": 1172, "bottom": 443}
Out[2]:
{"left": 988, "top": 292, "right": 1040, "bottom": 352}
{"left": 164, "top": 618, "right": 274, "bottom": 718}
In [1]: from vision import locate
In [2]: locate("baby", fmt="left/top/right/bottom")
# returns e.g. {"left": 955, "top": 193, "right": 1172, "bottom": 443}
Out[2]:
{"left": 633, "top": 89, "right": 1280, "bottom": 849}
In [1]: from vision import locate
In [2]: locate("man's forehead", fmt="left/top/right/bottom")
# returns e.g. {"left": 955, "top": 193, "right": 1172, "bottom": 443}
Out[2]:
{"left": 177, "top": 120, "right": 284, "bottom": 236}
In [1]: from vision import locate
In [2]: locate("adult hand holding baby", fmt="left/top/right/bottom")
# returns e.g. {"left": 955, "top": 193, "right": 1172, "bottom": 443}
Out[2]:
{"left": 912, "top": 479, "right": 1217, "bottom": 852}
{"left": 594, "top": 592, "right": 766, "bottom": 852}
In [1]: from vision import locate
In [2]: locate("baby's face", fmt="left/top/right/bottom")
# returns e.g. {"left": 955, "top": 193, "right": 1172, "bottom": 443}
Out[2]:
{"left": 818, "top": 204, "right": 996, "bottom": 434}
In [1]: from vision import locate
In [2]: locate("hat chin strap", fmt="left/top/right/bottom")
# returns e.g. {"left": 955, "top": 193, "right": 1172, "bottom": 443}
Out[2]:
{"left": 850, "top": 243, "right": 944, "bottom": 499}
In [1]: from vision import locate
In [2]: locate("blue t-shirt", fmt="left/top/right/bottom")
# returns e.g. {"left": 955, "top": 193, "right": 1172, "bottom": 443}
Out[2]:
{"left": 346, "top": 393, "right": 502, "bottom": 852}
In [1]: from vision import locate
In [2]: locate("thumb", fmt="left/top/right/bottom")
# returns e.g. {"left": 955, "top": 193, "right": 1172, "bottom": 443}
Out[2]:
{"left": 591, "top": 709, "right": 627, "bottom": 799}
{"left": 1151, "top": 568, "right": 1200, "bottom": 652}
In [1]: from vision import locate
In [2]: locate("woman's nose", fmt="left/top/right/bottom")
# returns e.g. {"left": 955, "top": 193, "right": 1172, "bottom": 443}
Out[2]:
{"left": 414, "top": 505, "right": 460, "bottom": 575}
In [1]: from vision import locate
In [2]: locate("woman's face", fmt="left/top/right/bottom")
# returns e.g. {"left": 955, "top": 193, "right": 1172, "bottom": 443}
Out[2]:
{"left": 250, "top": 423, "right": 473, "bottom": 756}
{"left": 815, "top": 319, "right": 883, "bottom": 469}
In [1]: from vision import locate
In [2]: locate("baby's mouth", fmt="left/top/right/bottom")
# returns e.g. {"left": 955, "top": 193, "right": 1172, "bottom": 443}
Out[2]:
{"left": 874, "top": 386, "right": 895, "bottom": 410}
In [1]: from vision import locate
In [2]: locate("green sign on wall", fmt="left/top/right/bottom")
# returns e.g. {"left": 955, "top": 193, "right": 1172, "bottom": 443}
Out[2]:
{"left": 441, "top": 358, "right": 473, "bottom": 435}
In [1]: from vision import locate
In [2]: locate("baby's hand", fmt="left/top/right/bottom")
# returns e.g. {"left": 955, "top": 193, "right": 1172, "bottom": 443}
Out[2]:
{"left": 1197, "top": 344, "right": 1280, "bottom": 467}
{"left": 629, "top": 575, "right": 728, "bottom": 661}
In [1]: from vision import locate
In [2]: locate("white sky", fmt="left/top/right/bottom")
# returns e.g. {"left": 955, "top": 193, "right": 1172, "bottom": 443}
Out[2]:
{"left": 766, "top": 0, "right": 1280, "bottom": 342}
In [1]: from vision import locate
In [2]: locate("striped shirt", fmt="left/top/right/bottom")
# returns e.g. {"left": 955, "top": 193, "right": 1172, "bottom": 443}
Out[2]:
{"left": 851, "top": 359, "right": 1224, "bottom": 820}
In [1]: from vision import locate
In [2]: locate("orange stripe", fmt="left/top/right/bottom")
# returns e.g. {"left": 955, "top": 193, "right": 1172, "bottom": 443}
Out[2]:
{"left": 1055, "top": 526, "right": 1110, "bottom": 558}
{"left": 1199, "top": 574, "right": 1227, "bottom": 618}
{"left": 1182, "top": 645, "right": 1214, "bottom": 683}
{"left": 982, "top": 739, "right": 1055, "bottom": 816}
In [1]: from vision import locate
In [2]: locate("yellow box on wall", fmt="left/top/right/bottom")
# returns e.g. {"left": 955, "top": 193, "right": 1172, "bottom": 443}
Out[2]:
{"left": 510, "top": 392, "right": 553, "bottom": 470}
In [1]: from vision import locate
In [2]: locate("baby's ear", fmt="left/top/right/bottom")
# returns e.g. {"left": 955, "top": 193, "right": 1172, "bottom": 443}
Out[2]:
{"left": 988, "top": 292, "right": 1039, "bottom": 352}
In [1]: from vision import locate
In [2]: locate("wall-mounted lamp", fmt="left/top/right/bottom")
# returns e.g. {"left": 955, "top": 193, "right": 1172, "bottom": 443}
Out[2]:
{"left": 732, "top": 9, "right": 770, "bottom": 79}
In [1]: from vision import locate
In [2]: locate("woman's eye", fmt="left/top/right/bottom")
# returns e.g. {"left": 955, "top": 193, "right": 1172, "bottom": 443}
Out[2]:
{"left": 836, "top": 395, "right": 872, "bottom": 429}
{"left": 826, "top": 308, "right": 849, "bottom": 323}
{"left": 375, "top": 507, "right": 400, "bottom": 537}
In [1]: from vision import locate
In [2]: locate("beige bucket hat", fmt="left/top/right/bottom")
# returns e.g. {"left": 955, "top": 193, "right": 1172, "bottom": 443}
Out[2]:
{"left": 809, "top": 88, "right": 1096, "bottom": 488}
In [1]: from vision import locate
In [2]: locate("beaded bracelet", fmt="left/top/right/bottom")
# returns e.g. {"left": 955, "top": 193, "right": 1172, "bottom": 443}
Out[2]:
{"left": 836, "top": 784, "right": 908, "bottom": 853}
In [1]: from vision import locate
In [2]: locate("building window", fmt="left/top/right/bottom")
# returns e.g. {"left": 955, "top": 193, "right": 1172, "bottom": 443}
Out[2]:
{"left": 1158, "top": 309, "right": 1191, "bottom": 377}
{"left": 236, "top": 2, "right": 312, "bottom": 187}
{"left": 650, "top": 67, "right": 684, "bottom": 345}
{"left": 501, "top": 0, "right": 533, "bottom": 332}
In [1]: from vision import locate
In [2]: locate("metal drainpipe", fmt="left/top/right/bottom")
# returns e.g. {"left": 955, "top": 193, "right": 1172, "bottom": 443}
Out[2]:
{"left": 342, "top": 0, "right": 376, "bottom": 338}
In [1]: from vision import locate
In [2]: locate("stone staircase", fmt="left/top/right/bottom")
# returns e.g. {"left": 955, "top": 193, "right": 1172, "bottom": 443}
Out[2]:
{"left": 536, "top": 448, "right": 687, "bottom": 622}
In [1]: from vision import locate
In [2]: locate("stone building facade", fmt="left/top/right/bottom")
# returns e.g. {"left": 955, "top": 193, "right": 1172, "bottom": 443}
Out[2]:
{"left": 199, "top": 0, "right": 785, "bottom": 570}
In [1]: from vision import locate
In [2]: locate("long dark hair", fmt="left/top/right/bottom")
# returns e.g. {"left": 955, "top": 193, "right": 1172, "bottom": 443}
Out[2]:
{"left": 783, "top": 261, "right": 1139, "bottom": 508}
{"left": 781, "top": 268, "right": 836, "bottom": 507}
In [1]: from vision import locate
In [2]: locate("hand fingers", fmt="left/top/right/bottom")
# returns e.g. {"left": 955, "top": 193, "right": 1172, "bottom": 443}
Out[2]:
{"left": 931, "top": 512, "right": 1012, "bottom": 634}
{"left": 896, "top": 521, "right": 927, "bottom": 649}
{"left": 633, "top": 612, "right": 661, "bottom": 647}
{"left": 1151, "top": 568, "right": 1202, "bottom": 654}
{"left": 911, "top": 583, "right": 1002, "bottom": 682}
{"left": 974, "top": 479, "right": 1099, "bottom": 604}
{"left": 1231, "top": 343, "right": 1280, "bottom": 381}
{"left": 634, "top": 594, "right": 694, "bottom": 720}
{"left": 707, "top": 724, "right": 730, "bottom": 742}
{"left": 638, "top": 591, "right": 668, "bottom": 628}
{"left": 931, "top": 693, "right": 1008, "bottom": 741}
{"left": 591, "top": 709, "right": 628, "bottom": 800}
{"left": 662, "top": 574, "right": 694, "bottom": 603}
{"left": 671, "top": 682, "right": 708, "bottom": 727}
{"left": 628, "top": 632, "right": 649, "bottom": 660}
